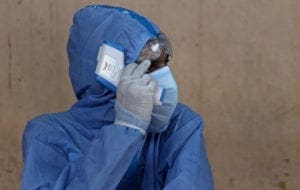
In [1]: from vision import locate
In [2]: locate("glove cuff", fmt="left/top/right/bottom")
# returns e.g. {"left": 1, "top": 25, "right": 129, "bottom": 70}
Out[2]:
{"left": 114, "top": 101, "right": 150, "bottom": 134}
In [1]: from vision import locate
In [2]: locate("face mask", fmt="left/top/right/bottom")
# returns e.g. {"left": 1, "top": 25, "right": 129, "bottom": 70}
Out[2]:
{"left": 149, "top": 66, "right": 178, "bottom": 133}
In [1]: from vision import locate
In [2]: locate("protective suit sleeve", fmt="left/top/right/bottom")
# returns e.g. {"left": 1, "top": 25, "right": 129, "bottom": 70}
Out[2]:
{"left": 21, "top": 120, "right": 145, "bottom": 190}
{"left": 163, "top": 117, "right": 214, "bottom": 190}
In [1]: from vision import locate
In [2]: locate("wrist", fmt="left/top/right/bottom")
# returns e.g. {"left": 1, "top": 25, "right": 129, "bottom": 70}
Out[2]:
{"left": 114, "top": 101, "right": 150, "bottom": 134}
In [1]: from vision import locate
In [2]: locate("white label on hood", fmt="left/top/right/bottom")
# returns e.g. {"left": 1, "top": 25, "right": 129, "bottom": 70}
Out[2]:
{"left": 95, "top": 43, "right": 124, "bottom": 87}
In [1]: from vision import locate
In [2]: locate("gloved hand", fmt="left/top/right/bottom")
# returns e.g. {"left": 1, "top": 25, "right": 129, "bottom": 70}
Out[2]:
{"left": 114, "top": 60, "right": 157, "bottom": 134}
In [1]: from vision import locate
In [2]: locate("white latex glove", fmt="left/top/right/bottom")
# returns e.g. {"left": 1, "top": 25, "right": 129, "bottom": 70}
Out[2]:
{"left": 114, "top": 60, "right": 157, "bottom": 134}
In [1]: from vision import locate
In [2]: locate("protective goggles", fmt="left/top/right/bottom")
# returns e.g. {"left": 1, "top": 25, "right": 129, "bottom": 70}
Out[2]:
{"left": 137, "top": 33, "right": 173, "bottom": 63}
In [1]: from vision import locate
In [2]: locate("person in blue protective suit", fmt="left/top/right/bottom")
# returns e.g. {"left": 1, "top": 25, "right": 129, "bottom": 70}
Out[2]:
{"left": 21, "top": 5, "right": 214, "bottom": 190}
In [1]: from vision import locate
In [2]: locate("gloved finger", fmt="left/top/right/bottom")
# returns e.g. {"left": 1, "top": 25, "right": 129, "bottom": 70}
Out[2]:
{"left": 132, "top": 60, "right": 151, "bottom": 78}
{"left": 141, "top": 74, "right": 152, "bottom": 84}
{"left": 147, "top": 79, "right": 158, "bottom": 91}
{"left": 122, "top": 63, "right": 138, "bottom": 77}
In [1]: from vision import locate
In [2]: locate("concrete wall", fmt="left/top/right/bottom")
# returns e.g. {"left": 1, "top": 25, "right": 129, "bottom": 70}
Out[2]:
{"left": 0, "top": 0, "right": 299, "bottom": 189}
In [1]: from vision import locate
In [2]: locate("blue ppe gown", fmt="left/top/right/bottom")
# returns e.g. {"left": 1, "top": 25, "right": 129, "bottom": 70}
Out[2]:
{"left": 21, "top": 5, "right": 214, "bottom": 190}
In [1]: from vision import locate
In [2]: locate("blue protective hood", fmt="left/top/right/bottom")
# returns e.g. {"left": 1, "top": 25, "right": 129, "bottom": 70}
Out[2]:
{"left": 67, "top": 5, "right": 161, "bottom": 99}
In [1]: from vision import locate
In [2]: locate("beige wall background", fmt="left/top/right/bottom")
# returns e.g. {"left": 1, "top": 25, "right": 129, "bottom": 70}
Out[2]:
{"left": 0, "top": 0, "right": 299, "bottom": 189}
